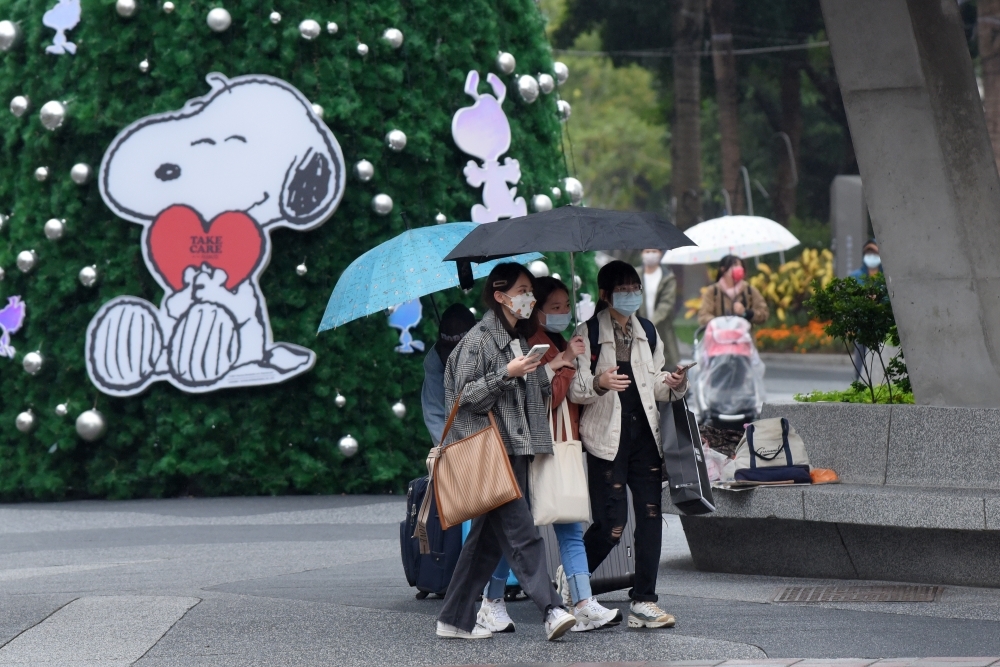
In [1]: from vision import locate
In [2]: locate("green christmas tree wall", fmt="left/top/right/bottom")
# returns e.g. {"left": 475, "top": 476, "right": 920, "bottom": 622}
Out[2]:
{"left": 0, "top": 0, "right": 581, "bottom": 500}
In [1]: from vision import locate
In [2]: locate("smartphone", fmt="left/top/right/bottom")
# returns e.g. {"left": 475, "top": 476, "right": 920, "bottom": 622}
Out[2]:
{"left": 679, "top": 362, "right": 697, "bottom": 372}
{"left": 525, "top": 344, "right": 550, "bottom": 361}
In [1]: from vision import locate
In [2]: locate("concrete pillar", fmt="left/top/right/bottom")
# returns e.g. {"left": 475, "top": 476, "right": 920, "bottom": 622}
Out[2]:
{"left": 822, "top": 0, "right": 1000, "bottom": 407}
{"left": 829, "top": 175, "right": 869, "bottom": 278}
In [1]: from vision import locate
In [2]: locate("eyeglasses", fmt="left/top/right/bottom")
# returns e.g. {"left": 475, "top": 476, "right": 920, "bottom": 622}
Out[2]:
{"left": 612, "top": 286, "right": 642, "bottom": 295}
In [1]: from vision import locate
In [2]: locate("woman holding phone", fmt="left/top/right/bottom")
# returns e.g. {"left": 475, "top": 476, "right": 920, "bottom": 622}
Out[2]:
{"left": 477, "top": 277, "right": 623, "bottom": 634}
{"left": 436, "top": 263, "right": 576, "bottom": 642}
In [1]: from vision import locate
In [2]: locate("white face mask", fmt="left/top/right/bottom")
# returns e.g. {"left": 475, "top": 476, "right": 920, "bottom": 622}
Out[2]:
{"left": 504, "top": 292, "right": 535, "bottom": 320}
{"left": 542, "top": 311, "right": 572, "bottom": 333}
{"left": 642, "top": 252, "right": 661, "bottom": 267}
{"left": 863, "top": 254, "right": 881, "bottom": 269}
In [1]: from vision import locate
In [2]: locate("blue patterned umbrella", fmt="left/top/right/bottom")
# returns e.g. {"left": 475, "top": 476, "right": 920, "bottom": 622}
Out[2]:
{"left": 318, "top": 223, "right": 542, "bottom": 332}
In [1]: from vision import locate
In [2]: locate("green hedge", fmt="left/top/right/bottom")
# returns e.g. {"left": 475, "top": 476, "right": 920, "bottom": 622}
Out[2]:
{"left": 0, "top": 0, "right": 575, "bottom": 499}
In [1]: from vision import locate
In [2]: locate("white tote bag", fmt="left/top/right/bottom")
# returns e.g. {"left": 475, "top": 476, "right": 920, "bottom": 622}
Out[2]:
{"left": 530, "top": 399, "right": 591, "bottom": 526}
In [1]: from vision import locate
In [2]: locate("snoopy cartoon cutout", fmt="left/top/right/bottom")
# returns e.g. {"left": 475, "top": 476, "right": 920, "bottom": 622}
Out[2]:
{"left": 86, "top": 73, "right": 345, "bottom": 396}
{"left": 451, "top": 71, "right": 528, "bottom": 223}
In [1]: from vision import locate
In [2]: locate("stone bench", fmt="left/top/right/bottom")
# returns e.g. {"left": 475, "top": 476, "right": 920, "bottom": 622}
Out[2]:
{"left": 665, "top": 403, "right": 1000, "bottom": 587}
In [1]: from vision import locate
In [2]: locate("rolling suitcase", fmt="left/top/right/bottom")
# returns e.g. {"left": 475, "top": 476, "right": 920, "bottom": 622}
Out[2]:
{"left": 537, "top": 490, "right": 637, "bottom": 596}
{"left": 660, "top": 399, "right": 716, "bottom": 515}
{"left": 400, "top": 476, "right": 463, "bottom": 598}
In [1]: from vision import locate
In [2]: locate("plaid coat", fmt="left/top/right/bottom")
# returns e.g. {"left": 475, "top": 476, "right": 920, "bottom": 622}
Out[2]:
{"left": 443, "top": 309, "right": 553, "bottom": 456}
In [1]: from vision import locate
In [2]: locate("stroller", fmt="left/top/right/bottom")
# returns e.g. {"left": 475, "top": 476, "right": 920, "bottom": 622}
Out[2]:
{"left": 690, "top": 316, "right": 765, "bottom": 429}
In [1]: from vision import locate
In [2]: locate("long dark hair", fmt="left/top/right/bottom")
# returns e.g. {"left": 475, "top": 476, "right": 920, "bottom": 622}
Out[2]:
{"left": 532, "top": 276, "right": 570, "bottom": 350}
{"left": 481, "top": 262, "right": 537, "bottom": 337}
{"left": 595, "top": 260, "right": 641, "bottom": 313}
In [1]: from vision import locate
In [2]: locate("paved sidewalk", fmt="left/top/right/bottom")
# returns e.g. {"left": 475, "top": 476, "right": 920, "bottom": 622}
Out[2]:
{"left": 444, "top": 662, "right": 1000, "bottom": 667}
{"left": 1, "top": 495, "right": 999, "bottom": 666}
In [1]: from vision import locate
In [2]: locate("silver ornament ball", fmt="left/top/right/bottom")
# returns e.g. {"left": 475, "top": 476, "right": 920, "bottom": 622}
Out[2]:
{"left": 551, "top": 186, "right": 562, "bottom": 199}
{"left": 16, "top": 250, "right": 37, "bottom": 273}
{"left": 354, "top": 160, "right": 374, "bottom": 182}
{"left": 0, "top": 20, "right": 21, "bottom": 51}
{"left": 392, "top": 400, "right": 407, "bottom": 419}
{"left": 9, "top": 95, "right": 28, "bottom": 117}
{"left": 517, "top": 75, "right": 540, "bottom": 103}
{"left": 357, "top": 42, "right": 368, "bottom": 56}
{"left": 116, "top": 0, "right": 137, "bottom": 17}
{"left": 382, "top": 27, "right": 403, "bottom": 49}
{"left": 70, "top": 163, "right": 91, "bottom": 184}
{"left": 44, "top": 218, "right": 65, "bottom": 240}
{"left": 496, "top": 51, "right": 516, "bottom": 75}
{"left": 554, "top": 61, "right": 569, "bottom": 85}
{"left": 434, "top": 212, "right": 447, "bottom": 225}
{"left": 0, "top": 267, "right": 5, "bottom": 282}
{"left": 538, "top": 73, "right": 555, "bottom": 94}
{"left": 76, "top": 409, "right": 107, "bottom": 442}
{"left": 269, "top": 11, "right": 281, "bottom": 24}
{"left": 0, "top": 212, "right": 6, "bottom": 231}
{"left": 311, "top": 103, "right": 324, "bottom": 119}
{"left": 531, "top": 194, "right": 553, "bottom": 212}
{"left": 563, "top": 177, "right": 584, "bottom": 205}
{"left": 296, "top": 262, "right": 308, "bottom": 276}
{"left": 299, "top": 19, "right": 321, "bottom": 40}
{"left": 334, "top": 392, "right": 347, "bottom": 408}
{"left": 15, "top": 410, "right": 35, "bottom": 433}
{"left": 139, "top": 58, "right": 150, "bottom": 73}
{"left": 528, "top": 260, "right": 549, "bottom": 278}
{"left": 327, "top": 21, "right": 338, "bottom": 34}
{"left": 79, "top": 265, "right": 98, "bottom": 287}
{"left": 206, "top": 7, "right": 232, "bottom": 32}
{"left": 22, "top": 351, "right": 43, "bottom": 375}
{"left": 574, "top": 275, "right": 583, "bottom": 290}
{"left": 34, "top": 166, "right": 49, "bottom": 182}
{"left": 163, "top": 1, "right": 175, "bottom": 13}
{"left": 338, "top": 434, "right": 359, "bottom": 457}
{"left": 39, "top": 100, "right": 66, "bottom": 130}
{"left": 55, "top": 403, "right": 69, "bottom": 417}
{"left": 385, "top": 129, "right": 407, "bottom": 151}
{"left": 371, "top": 194, "right": 393, "bottom": 216}
{"left": 557, "top": 99, "right": 572, "bottom": 122}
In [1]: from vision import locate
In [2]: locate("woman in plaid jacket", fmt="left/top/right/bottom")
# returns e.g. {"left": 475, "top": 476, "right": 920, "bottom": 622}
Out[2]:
{"left": 436, "top": 263, "right": 577, "bottom": 642}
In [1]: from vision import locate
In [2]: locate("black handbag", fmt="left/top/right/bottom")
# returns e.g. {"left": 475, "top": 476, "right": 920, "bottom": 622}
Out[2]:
{"left": 660, "top": 399, "right": 716, "bottom": 515}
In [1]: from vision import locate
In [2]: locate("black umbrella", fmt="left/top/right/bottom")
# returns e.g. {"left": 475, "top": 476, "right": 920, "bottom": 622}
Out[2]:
{"left": 445, "top": 208, "right": 695, "bottom": 320}
{"left": 444, "top": 208, "right": 694, "bottom": 264}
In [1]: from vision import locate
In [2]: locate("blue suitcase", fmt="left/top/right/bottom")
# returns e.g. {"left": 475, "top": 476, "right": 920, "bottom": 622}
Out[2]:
{"left": 400, "top": 476, "right": 464, "bottom": 599}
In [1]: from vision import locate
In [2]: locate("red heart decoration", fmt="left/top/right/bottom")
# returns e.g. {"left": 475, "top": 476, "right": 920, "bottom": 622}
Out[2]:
{"left": 147, "top": 205, "right": 265, "bottom": 291}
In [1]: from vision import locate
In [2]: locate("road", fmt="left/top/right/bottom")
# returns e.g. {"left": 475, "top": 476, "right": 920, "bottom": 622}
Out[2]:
{"left": 0, "top": 495, "right": 999, "bottom": 666}
{"left": 761, "top": 353, "right": 856, "bottom": 403}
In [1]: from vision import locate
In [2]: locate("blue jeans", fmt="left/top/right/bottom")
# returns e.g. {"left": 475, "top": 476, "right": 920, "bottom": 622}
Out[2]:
{"left": 485, "top": 522, "right": 592, "bottom": 604}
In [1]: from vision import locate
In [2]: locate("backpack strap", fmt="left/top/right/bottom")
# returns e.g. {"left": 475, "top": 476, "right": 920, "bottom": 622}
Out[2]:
{"left": 588, "top": 313, "right": 658, "bottom": 375}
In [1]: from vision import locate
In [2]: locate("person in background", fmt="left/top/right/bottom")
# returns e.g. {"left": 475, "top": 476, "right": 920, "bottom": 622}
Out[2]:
{"left": 421, "top": 303, "right": 477, "bottom": 445}
{"left": 697, "top": 255, "right": 768, "bottom": 327}
{"left": 569, "top": 261, "right": 689, "bottom": 630}
{"left": 637, "top": 249, "right": 681, "bottom": 371}
{"left": 436, "top": 262, "right": 576, "bottom": 642}
{"left": 850, "top": 239, "right": 882, "bottom": 279}
{"left": 477, "top": 277, "right": 622, "bottom": 634}
{"left": 848, "top": 240, "right": 883, "bottom": 378}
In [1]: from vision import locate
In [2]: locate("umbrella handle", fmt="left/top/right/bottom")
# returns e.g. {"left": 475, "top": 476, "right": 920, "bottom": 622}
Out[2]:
{"left": 570, "top": 251, "right": 577, "bottom": 328}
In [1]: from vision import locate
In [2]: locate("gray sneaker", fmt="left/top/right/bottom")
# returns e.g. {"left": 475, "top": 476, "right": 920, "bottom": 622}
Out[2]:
{"left": 554, "top": 565, "right": 572, "bottom": 607}
{"left": 627, "top": 600, "right": 676, "bottom": 629}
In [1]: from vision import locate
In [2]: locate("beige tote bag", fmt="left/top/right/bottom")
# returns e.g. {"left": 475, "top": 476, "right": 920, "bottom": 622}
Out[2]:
{"left": 414, "top": 390, "right": 522, "bottom": 553}
{"left": 530, "top": 399, "right": 591, "bottom": 526}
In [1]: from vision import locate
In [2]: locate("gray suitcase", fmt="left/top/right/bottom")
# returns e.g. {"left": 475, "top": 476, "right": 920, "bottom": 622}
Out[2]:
{"left": 538, "top": 489, "right": 636, "bottom": 596}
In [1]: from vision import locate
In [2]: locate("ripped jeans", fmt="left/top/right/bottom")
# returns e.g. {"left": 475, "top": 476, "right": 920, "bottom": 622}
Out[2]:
{"left": 584, "top": 410, "right": 663, "bottom": 602}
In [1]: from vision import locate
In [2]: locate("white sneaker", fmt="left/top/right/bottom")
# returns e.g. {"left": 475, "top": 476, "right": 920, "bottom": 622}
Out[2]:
{"left": 436, "top": 621, "right": 493, "bottom": 639}
{"left": 544, "top": 607, "right": 576, "bottom": 640}
{"left": 554, "top": 565, "right": 572, "bottom": 607}
{"left": 476, "top": 597, "right": 515, "bottom": 633}
{"left": 571, "top": 597, "right": 623, "bottom": 632}
{"left": 627, "top": 600, "right": 676, "bottom": 629}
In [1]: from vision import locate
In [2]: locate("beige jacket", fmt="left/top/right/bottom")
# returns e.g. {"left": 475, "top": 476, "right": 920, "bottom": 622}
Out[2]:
{"left": 568, "top": 308, "right": 688, "bottom": 461}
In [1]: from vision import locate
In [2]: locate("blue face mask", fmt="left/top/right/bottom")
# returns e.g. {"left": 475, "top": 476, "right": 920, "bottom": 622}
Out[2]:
{"left": 612, "top": 291, "right": 643, "bottom": 317}
{"left": 542, "top": 312, "right": 572, "bottom": 333}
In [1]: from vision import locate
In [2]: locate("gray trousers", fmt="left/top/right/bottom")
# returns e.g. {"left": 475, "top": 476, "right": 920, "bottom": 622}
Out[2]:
{"left": 438, "top": 455, "right": 563, "bottom": 631}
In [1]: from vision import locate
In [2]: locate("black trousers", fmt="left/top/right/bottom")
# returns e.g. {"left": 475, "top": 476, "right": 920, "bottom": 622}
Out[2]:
{"left": 584, "top": 410, "right": 663, "bottom": 602}
{"left": 438, "top": 455, "right": 563, "bottom": 631}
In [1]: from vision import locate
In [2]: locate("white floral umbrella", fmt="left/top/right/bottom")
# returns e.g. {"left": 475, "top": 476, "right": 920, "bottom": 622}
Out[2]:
{"left": 661, "top": 215, "right": 800, "bottom": 265}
